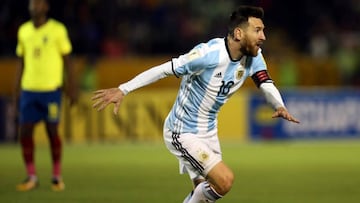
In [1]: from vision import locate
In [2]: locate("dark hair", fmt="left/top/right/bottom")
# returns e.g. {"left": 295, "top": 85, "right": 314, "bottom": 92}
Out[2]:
{"left": 228, "top": 6, "right": 264, "bottom": 37}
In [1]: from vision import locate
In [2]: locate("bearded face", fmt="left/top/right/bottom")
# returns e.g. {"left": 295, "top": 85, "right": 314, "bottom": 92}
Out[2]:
{"left": 238, "top": 17, "right": 266, "bottom": 57}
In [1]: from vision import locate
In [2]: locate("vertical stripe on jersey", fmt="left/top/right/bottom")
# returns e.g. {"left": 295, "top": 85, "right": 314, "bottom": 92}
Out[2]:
{"left": 172, "top": 52, "right": 219, "bottom": 134}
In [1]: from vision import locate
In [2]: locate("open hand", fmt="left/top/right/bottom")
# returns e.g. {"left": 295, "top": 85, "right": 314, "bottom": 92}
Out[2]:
{"left": 272, "top": 107, "right": 300, "bottom": 124}
{"left": 91, "top": 88, "right": 125, "bottom": 115}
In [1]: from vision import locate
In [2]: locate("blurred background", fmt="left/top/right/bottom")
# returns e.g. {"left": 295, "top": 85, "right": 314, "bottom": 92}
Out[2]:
{"left": 0, "top": 0, "right": 360, "bottom": 143}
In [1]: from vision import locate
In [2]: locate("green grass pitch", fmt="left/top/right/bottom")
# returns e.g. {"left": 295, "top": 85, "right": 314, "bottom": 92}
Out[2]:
{"left": 1, "top": 139, "right": 360, "bottom": 203}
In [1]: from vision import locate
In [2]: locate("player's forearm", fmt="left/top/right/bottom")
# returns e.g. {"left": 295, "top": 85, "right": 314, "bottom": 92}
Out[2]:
{"left": 63, "top": 55, "right": 78, "bottom": 104}
{"left": 119, "top": 61, "right": 173, "bottom": 95}
{"left": 63, "top": 55, "right": 75, "bottom": 87}
{"left": 259, "top": 82, "right": 285, "bottom": 110}
{"left": 14, "top": 57, "right": 24, "bottom": 97}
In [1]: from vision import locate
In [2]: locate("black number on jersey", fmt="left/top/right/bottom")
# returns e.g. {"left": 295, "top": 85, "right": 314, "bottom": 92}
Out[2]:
{"left": 217, "top": 81, "right": 234, "bottom": 96}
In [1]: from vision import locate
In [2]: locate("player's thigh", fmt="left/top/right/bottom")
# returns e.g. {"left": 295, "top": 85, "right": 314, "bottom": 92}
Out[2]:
{"left": 164, "top": 128, "right": 222, "bottom": 178}
{"left": 19, "top": 91, "right": 42, "bottom": 123}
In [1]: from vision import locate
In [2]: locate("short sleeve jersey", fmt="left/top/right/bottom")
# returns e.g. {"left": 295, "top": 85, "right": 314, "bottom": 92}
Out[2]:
{"left": 16, "top": 19, "right": 72, "bottom": 91}
{"left": 165, "top": 38, "right": 268, "bottom": 134}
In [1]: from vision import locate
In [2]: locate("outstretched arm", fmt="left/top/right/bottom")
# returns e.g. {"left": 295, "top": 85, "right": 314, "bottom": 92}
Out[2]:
{"left": 118, "top": 61, "right": 173, "bottom": 95}
{"left": 92, "top": 61, "right": 174, "bottom": 114}
{"left": 259, "top": 82, "right": 300, "bottom": 124}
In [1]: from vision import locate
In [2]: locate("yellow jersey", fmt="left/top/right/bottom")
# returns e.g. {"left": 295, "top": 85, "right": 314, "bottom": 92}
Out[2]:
{"left": 16, "top": 19, "right": 72, "bottom": 91}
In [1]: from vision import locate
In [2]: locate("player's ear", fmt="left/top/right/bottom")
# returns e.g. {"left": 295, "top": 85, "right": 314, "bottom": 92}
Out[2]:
{"left": 233, "top": 27, "right": 243, "bottom": 41}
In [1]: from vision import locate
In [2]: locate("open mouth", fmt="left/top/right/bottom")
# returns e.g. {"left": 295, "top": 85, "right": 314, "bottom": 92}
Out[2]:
{"left": 256, "top": 42, "right": 263, "bottom": 48}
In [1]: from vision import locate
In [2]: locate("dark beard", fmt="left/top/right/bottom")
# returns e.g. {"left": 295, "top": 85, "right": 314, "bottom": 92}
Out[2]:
{"left": 240, "top": 46, "right": 254, "bottom": 57}
{"left": 239, "top": 36, "right": 257, "bottom": 57}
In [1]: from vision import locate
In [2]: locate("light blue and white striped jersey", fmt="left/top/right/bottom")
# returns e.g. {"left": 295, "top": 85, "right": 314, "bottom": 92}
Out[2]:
{"left": 165, "top": 37, "right": 268, "bottom": 134}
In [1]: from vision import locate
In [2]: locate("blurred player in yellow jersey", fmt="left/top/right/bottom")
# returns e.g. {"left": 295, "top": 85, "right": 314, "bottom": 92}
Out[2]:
{"left": 14, "top": 0, "right": 77, "bottom": 191}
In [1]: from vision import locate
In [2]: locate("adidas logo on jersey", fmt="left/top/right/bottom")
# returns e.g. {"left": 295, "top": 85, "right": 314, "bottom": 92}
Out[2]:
{"left": 214, "top": 72, "right": 222, "bottom": 78}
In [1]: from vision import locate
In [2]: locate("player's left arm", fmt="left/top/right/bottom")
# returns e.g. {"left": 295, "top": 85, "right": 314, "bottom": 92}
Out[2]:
{"left": 251, "top": 53, "right": 300, "bottom": 124}
{"left": 14, "top": 31, "right": 24, "bottom": 104}
{"left": 63, "top": 54, "right": 78, "bottom": 105}
{"left": 59, "top": 23, "right": 78, "bottom": 105}
{"left": 259, "top": 82, "right": 299, "bottom": 123}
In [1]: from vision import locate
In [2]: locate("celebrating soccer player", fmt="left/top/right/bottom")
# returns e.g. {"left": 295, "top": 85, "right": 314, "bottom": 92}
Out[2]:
{"left": 92, "top": 5, "right": 299, "bottom": 203}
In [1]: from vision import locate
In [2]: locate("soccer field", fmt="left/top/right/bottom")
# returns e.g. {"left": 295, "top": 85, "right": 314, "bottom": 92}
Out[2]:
{"left": 1, "top": 140, "right": 360, "bottom": 203}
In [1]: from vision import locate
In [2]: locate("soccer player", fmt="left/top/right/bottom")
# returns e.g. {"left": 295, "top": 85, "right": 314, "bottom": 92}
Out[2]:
{"left": 14, "top": 0, "right": 76, "bottom": 191}
{"left": 92, "top": 5, "right": 300, "bottom": 203}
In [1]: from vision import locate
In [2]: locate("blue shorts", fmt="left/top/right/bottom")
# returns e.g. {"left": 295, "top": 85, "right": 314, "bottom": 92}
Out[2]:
{"left": 19, "top": 89, "right": 62, "bottom": 124}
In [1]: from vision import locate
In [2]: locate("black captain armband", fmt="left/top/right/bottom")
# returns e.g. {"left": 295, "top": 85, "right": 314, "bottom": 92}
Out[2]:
{"left": 251, "top": 70, "right": 273, "bottom": 88}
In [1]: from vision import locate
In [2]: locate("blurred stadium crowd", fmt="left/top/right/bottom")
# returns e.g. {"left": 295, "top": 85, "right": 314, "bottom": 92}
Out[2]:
{"left": 0, "top": 0, "right": 359, "bottom": 86}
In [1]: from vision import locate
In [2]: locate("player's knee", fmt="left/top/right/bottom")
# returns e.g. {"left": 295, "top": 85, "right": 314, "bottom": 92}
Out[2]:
{"left": 223, "top": 171, "right": 235, "bottom": 193}
{"left": 216, "top": 171, "right": 234, "bottom": 195}
{"left": 19, "top": 124, "right": 35, "bottom": 137}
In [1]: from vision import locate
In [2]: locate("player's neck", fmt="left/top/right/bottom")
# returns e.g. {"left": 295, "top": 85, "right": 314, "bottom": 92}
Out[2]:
{"left": 32, "top": 16, "right": 48, "bottom": 28}
{"left": 226, "top": 36, "right": 243, "bottom": 61}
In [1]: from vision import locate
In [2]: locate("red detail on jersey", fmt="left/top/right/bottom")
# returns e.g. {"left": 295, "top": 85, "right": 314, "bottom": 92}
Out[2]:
{"left": 256, "top": 71, "right": 270, "bottom": 82}
{"left": 252, "top": 70, "right": 272, "bottom": 88}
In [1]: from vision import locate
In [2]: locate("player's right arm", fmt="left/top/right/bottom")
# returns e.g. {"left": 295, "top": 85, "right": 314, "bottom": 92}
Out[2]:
{"left": 14, "top": 24, "right": 25, "bottom": 109}
{"left": 13, "top": 57, "right": 24, "bottom": 117}
{"left": 91, "top": 61, "right": 174, "bottom": 114}
{"left": 14, "top": 57, "right": 24, "bottom": 98}
{"left": 118, "top": 43, "right": 212, "bottom": 95}
{"left": 118, "top": 61, "right": 174, "bottom": 95}
{"left": 91, "top": 43, "right": 212, "bottom": 114}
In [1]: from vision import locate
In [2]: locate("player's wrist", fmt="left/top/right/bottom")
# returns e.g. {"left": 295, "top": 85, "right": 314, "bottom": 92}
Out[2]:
{"left": 275, "top": 106, "right": 287, "bottom": 112}
{"left": 118, "top": 84, "right": 129, "bottom": 95}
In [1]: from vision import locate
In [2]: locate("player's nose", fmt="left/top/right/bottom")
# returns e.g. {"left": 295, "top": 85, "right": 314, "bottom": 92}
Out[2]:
{"left": 260, "top": 31, "right": 266, "bottom": 41}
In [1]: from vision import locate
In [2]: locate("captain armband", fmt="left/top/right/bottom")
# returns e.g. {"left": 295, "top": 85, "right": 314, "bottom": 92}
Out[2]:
{"left": 251, "top": 70, "right": 273, "bottom": 88}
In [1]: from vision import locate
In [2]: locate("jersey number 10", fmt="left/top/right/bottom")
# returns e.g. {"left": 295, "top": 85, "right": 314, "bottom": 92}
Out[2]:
{"left": 217, "top": 81, "right": 234, "bottom": 96}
